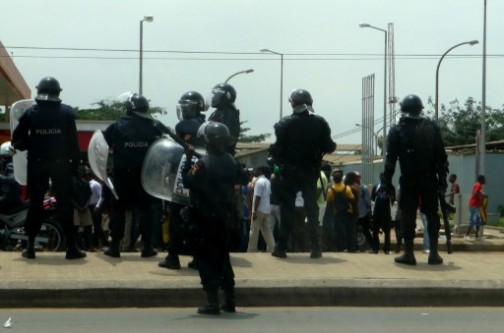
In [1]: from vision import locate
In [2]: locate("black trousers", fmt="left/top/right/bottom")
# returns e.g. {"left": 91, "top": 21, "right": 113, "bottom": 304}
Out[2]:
{"left": 399, "top": 174, "right": 440, "bottom": 241}
{"left": 25, "top": 158, "right": 76, "bottom": 246}
{"left": 277, "top": 165, "right": 320, "bottom": 252}
{"left": 357, "top": 215, "right": 373, "bottom": 250}
{"left": 108, "top": 170, "right": 154, "bottom": 246}
{"left": 372, "top": 215, "right": 391, "bottom": 252}
{"left": 194, "top": 211, "right": 234, "bottom": 292}
{"left": 166, "top": 202, "right": 185, "bottom": 256}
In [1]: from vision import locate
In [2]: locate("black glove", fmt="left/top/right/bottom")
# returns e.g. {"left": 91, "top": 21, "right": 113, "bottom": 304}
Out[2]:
{"left": 184, "top": 145, "right": 195, "bottom": 160}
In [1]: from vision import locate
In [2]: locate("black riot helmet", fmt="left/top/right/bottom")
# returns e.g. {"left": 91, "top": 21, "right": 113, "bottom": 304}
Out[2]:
{"left": 35, "top": 77, "right": 62, "bottom": 103}
{"left": 289, "top": 89, "right": 313, "bottom": 107}
{"left": 209, "top": 83, "right": 236, "bottom": 108}
{"left": 177, "top": 91, "right": 207, "bottom": 120}
{"left": 126, "top": 93, "right": 151, "bottom": 119}
{"left": 197, "top": 121, "right": 232, "bottom": 153}
{"left": 400, "top": 94, "right": 424, "bottom": 116}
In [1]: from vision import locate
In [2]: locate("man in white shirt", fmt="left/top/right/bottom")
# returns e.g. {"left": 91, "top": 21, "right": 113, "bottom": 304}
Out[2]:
{"left": 247, "top": 166, "right": 275, "bottom": 253}
{"left": 86, "top": 168, "right": 108, "bottom": 248}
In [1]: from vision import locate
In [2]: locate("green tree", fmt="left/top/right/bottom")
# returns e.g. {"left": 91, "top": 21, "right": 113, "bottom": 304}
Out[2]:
{"left": 238, "top": 121, "right": 271, "bottom": 143}
{"left": 75, "top": 100, "right": 271, "bottom": 143}
{"left": 424, "top": 97, "right": 504, "bottom": 146}
{"left": 74, "top": 99, "right": 166, "bottom": 121}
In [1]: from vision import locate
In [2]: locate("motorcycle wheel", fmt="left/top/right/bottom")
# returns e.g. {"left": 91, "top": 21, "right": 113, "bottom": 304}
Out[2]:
{"left": 38, "top": 220, "right": 66, "bottom": 252}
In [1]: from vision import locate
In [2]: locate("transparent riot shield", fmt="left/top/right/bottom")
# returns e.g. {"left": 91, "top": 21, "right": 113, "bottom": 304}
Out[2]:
{"left": 10, "top": 99, "right": 35, "bottom": 185}
{"left": 87, "top": 130, "right": 119, "bottom": 200}
{"left": 142, "top": 136, "right": 204, "bottom": 206}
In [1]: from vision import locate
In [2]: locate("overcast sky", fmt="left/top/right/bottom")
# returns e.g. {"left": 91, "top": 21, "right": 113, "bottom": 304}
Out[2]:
{"left": 2, "top": 0, "right": 502, "bottom": 144}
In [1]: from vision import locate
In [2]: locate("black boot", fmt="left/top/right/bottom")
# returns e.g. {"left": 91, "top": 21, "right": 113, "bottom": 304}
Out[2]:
{"left": 428, "top": 238, "right": 443, "bottom": 265}
{"left": 158, "top": 253, "right": 181, "bottom": 270}
{"left": 104, "top": 240, "right": 121, "bottom": 258}
{"left": 66, "top": 244, "right": 87, "bottom": 260}
{"left": 22, "top": 237, "right": 36, "bottom": 259}
{"left": 141, "top": 243, "right": 158, "bottom": 258}
{"left": 272, "top": 245, "right": 287, "bottom": 258}
{"left": 83, "top": 226, "right": 94, "bottom": 251}
{"left": 197, "top": 290, "right": 220, "bottom": 315}
{"left": 310, "top": 247, "right": 322, "bottom": 259}
{"left": 187, "top": 256, "right": 198, "bottom": 270}
{"left": 221, "top": 288, "right": 236, "bottom": 313}
{"left": 394, "top": 239, "right": 416, "bottom": 265}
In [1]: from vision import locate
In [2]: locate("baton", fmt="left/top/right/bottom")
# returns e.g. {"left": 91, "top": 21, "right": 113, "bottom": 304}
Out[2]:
{"left": 438, "top": 192, "right": 453, "bottom": 254}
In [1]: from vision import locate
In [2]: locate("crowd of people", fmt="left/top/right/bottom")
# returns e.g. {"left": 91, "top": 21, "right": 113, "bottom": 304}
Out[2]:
{"left": 4, "top": 76, "right": 489, "bottom": 315}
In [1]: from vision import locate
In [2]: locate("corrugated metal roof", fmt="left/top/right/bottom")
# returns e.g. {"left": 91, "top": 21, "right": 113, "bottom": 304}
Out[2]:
{"left": 235, "top": 142, "right": 367, "bottom": 165}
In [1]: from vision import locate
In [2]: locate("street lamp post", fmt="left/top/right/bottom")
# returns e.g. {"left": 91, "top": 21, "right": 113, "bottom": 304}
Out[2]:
{"left": 435, "top": 40, "right": 479, "bottom": 121}
{"left": 260, "top": 48, "right": 284, "bottom": 120}
{"left": 359, "top": 23, "right": 387, "bottom": 161}
{"left": 139, "top": 15, "right": 154, "bottom": 95}
{"left": 224, "top": 69, "right": 254, "bottom": 84}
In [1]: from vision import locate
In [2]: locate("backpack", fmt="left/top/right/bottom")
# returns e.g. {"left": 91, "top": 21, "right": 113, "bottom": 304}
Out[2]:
{"left": 328, "top": 186, "right": 350, "bottom": 216}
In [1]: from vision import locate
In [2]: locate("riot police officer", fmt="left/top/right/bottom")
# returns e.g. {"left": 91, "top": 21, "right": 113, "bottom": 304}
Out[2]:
{"left": 103, "top": 93, "right": 164, "bottom": 258}
{"left": 175, "top": 90, "right": 207, "bottom": 146}
{"left": 269, "top": 89, "right": 336, "bottom": 259}
{"left": 12, "top": 77, "right": 86, "bottom": 260}
{"left": 384, "top": 94, "right": 448, "bottom": 265}
{"left": 208, "top": 83, "right": 244, "bottom": 251}
{"left": 208, "top": 83, "right": 240, "bottom": 155}
{"left": 181, "top": 121, "right": 244, "bottom": 315}
{"left": 159, "top": 91, "right": 207, "bottom": 270}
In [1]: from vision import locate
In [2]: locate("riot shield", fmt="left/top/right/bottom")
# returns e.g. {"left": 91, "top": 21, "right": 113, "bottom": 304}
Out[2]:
{"left": 10, "top": 99, "right": 35, "bottom": 185}
{"left": 141, "top": 136, "right": 203, "bottom": 206}
{"left": 87, "top": 130, "right": 119, "bottom": 200}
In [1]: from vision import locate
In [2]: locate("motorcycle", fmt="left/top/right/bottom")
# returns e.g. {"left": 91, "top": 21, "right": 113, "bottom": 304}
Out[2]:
{"left": 0, "top": 198, "right": 66, "bottom": 252}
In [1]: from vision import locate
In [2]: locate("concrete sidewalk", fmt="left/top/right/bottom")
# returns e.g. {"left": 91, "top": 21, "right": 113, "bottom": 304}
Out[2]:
{"left": 1, "top": 230, "right": 504, "bottom": 308}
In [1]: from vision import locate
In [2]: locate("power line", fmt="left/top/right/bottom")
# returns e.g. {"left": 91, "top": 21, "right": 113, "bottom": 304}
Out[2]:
{"left": 4, "top": 45, "right": 503, "bottom": 61}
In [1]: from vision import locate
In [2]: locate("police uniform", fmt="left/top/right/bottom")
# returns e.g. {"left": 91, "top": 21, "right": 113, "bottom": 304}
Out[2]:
{"left": 103, "top": 95, "right": 164, "bottom": 258}
{"left": 384, "top": 94, "right": 448, "bottom": 265}
{"left": 208, "top": 83, "right": 240, "bottom": 155}
{"left": 12, "top": 78, "right": 84, "bottom": 260}
{"left": 157, "top": 91, "right": 207, "bottom": 270}
{"left": 182, "top": 122, "right": 244, "bottom": 315}
{"left": 208, "top": 104, "right": 240, "bottom": 154}
{"left": 269, "top": 90, "right": 336, "bottom": 259}
{"left": 159, "top": 109, "right": 206, "bottom": 269}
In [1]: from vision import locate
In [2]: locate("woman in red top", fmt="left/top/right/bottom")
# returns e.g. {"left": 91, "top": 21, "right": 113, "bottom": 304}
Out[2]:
{"left": 466, "top": 175, "right": 485, "bottom": 239}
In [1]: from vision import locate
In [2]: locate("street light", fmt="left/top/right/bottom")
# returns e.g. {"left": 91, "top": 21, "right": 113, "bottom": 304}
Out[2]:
{"left": 356, "top": 123, "right": 380, "bottom": 155}
{"left": 260, "top": 48, "right": 284, "bottom": 120}
{"left": 139, "top": 15, "right": 154, "bottom": 95}
{"left": 359, "top": 23, "right": 388, "bottom": 161}
{"left": 435, "top": 40, "right": 479, "bottom": 121}
{"left": 224, "top": 69, "right": 254, "bottom": 84}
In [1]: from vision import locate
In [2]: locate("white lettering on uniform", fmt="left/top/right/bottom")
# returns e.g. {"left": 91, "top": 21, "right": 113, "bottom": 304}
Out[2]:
{"left": 124, "top": 141, "right": 149, "bottom": 148}
{"left": 35, "top": 128, "right": 62, "bottom": 135}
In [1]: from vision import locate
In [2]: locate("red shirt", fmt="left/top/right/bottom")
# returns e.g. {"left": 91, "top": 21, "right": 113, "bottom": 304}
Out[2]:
{"left": 468, "top": 182, "right": 483, "bottom": 208}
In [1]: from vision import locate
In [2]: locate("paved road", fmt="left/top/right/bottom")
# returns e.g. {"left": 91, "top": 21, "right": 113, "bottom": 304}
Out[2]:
{"left": 2, "top": 307, "right": 504, "bottom": 333}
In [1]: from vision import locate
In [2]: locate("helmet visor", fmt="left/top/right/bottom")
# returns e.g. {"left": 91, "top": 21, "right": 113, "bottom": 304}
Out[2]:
{"left": 35, "top": 93, "right": 61, "bottom": 103}
{"left": 176, "top": 100, "right": 199, "bottom": 120}
{"left": 207, "top": 88, "right": 225, "bottom": 108}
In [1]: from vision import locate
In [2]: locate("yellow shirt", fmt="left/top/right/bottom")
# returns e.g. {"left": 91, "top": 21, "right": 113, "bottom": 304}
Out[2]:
{"left": 326, "top": 182, "right": 355, "bottom": 214}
